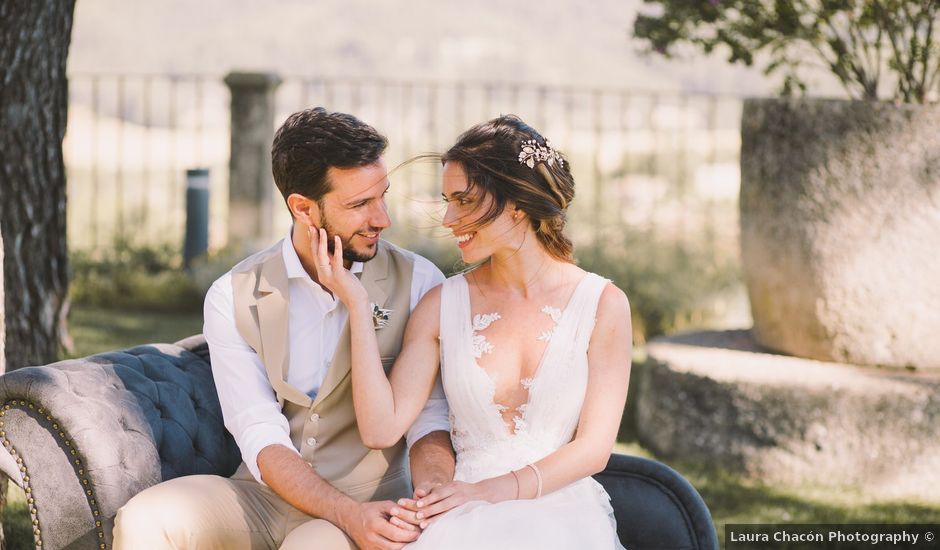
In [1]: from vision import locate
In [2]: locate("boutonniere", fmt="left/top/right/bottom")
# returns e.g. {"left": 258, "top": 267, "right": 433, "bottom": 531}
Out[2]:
{"left": 371, "top": 303, "right": 392, "bottom": 330}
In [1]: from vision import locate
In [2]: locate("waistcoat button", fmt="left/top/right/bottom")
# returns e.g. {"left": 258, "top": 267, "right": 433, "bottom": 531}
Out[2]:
{"left": 310, "top": 413, "right": 319, "bottom": 422}
{"left": 306, "top": 437, "right": 317, "bottom": 447}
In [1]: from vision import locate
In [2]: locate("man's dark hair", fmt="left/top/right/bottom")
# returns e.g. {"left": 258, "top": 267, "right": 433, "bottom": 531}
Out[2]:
{"left": 271, "top": 107, "right": 388, "bottom": 208}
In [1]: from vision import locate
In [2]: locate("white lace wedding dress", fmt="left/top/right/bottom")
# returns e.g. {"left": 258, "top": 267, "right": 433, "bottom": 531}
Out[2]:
{"left": 406, "top": 272, "right": 624, "bottom": 549}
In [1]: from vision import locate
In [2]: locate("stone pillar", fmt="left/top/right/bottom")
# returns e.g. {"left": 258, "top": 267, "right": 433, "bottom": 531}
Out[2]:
{"left": 224, "top": 71, "right": 282, "bottom": 251}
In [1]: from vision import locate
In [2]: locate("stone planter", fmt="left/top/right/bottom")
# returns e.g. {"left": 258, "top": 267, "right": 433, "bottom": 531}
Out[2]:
{"left": 740, "top": 98, "right": 940, "bottom": 369}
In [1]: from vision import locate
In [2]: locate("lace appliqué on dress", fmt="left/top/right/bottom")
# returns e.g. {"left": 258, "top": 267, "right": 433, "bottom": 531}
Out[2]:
{"left": 536, "top": 305, "right": 563, "bottom": 342}
{"left": 470, "top": 312, "right": 501, "bottom": 358}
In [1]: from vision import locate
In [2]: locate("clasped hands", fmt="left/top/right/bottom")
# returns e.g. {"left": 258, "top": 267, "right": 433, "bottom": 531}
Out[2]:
{"left": 350, "top": 481, "right": 488, "bottom": 550}
{"left": 390, "top": 480, "right": 489, "bottom": 531}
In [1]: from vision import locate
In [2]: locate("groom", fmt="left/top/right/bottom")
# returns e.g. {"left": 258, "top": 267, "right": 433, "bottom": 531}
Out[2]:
{"left": 114, "top": 108, "right": 455, "bottom": 549}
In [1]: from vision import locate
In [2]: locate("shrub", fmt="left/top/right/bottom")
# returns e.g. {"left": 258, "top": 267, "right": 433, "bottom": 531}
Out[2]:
{"left": 633, "top": 0, "right": 940, "bottom": 103}
{"left": 576, "top": 231, "right": 741, "bottom": 343}
{"left": 70, "top": 237, "right": 205, "bottom": 314}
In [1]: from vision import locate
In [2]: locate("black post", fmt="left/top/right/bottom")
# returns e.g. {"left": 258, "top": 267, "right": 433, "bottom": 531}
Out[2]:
{"left": 183, "top": 168, "right": 210, "bottom": 269}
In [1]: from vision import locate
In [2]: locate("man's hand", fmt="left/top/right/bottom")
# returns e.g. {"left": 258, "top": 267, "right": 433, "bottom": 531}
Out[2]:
{"left": 341, "top": 500, "right": 421, "bottom": 550}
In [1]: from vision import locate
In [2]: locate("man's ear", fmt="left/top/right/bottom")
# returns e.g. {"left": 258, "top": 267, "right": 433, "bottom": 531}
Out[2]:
{"left": 287, "top": 193, "right": 321, "bottom": 228}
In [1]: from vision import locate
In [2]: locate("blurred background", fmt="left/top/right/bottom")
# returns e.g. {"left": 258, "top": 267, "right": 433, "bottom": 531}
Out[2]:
{"left": 65, "top": 0, "right": 823, "bottom": 351}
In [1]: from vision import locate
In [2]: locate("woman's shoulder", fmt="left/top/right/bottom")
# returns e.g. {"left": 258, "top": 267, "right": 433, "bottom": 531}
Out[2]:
{"left": 595, "top": 278, "right": 630, "bottom": 324}
{"left": 572, "top": 268, "right": 630, "bottom": 316}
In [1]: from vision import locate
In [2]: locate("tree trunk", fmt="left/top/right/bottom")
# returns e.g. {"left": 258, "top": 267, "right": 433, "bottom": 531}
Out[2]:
{"left": 0, "top": 228, "right": 5, "bottom": 549}
{"left": 0, "top": 0, "right": 76, "bottom": 372}
{"left": 1, "top": 3, "right": 74, "bottom": 545}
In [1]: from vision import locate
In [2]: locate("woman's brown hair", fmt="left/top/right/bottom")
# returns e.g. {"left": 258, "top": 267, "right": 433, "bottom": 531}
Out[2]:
{"left": 441, "top": 115, "right": 576, "bottom": 262}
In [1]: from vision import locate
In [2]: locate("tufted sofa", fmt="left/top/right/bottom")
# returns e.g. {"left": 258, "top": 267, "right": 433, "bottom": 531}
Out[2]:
{"left": 0, "top": 336, "right": 717, "bottom": 550}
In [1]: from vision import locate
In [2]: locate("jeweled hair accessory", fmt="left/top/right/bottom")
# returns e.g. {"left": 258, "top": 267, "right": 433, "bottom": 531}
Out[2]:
{"left": 517, "top": 139, "right": 565, "bottom": 169}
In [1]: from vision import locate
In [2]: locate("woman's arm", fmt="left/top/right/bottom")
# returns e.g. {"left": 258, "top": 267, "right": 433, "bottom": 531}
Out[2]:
{"left": 311, "top": 228, "right": 444, "bottom": 449}
{"left": 348, "top": 287, "right": 444, "bottom": 448}
{"left": 410, "top": 283, "right": 632, "bottom": 523}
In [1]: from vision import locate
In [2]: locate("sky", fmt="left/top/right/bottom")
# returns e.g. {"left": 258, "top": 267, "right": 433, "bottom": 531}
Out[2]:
{"left": 66, "top": 0, "right": 827, "bottom": 96}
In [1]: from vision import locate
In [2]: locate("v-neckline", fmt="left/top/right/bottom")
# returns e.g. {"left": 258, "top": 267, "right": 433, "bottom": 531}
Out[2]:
{"left": 459, "top": 272, "right": 593, "bottom": 436}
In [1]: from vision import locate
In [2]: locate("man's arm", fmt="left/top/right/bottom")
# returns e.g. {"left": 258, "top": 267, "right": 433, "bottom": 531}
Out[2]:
{"left": 409, "top": 430, "right": 456, "bottom": 495}
{"left": 258, "top": 445, "right": 419, "bottom": 549}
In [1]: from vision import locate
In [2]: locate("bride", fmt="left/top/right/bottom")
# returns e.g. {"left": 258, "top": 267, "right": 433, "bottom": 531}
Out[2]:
{"left": 312, "top": 115, "right": 631, "bottom": 549}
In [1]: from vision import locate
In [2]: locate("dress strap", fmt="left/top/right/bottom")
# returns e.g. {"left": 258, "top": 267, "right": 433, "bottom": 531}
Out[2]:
{"left": 439, "top": 275, "right": 473, "bottom": 362}
{"left": 567, "top": 273, "right": 611, "bottom": 351}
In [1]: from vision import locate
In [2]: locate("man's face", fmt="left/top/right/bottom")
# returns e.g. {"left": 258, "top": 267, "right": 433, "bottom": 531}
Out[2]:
{"left": 315, "top": 159, "right": 392, "bottom": 263}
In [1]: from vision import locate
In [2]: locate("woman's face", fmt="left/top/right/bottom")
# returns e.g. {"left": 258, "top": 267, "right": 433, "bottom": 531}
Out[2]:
{"left": 441, "top": 161, "right": 520, "bottom": 263}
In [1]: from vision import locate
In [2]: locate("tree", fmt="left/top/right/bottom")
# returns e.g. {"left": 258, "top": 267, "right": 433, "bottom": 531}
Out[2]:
{"left": 0, "top": 0, "right": 76, "bottom": 373}
{"left": 633, "top": 0, "right": 940, "bottom": 103}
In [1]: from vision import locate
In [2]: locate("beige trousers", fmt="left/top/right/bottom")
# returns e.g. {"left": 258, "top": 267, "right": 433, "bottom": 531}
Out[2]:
{"left": 113, "top": 474, "right": 356, "bottom": 550}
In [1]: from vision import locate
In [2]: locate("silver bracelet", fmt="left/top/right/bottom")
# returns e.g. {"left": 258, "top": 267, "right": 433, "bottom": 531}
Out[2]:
{"left": 526, "top": 463, "right": 543, "bottom": 499}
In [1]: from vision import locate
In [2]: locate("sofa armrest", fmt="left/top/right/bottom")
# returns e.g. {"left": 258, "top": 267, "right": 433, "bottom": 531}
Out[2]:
{"left": 595, "top": 453, "right": 719, "bottom": 550}
{"left": 0, "top": 336, "right": 240, "bottom": 550}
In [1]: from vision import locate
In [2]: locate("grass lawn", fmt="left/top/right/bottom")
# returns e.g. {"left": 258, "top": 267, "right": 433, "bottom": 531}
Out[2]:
{"left": 3, "top": 306, "right": 938, "bottom": 548}
{"left": 64, "top": 306, "right": 205, "bottom": 358}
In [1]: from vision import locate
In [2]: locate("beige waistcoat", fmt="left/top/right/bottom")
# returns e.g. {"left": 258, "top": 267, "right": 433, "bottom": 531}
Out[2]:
{"left": 229, "top": 238, "right": 415, "bottom": 502}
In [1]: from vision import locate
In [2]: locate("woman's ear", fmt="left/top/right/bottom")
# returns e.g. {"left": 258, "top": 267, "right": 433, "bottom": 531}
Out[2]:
{"left": 287, "top": 193, "right": 321, "bottom": 228}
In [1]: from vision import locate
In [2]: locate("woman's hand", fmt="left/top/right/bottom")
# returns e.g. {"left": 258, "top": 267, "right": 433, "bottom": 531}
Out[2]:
{"left": 310, "top": 226, "right": 369, "bottom": 306}
{"left": 407, "top": 481, "right": 491, "bottom": 529}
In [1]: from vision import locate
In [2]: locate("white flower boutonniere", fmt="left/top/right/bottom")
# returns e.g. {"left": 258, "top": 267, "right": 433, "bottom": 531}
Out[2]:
{"left": 371, "top": 303, "right": 392, "bottom": 330}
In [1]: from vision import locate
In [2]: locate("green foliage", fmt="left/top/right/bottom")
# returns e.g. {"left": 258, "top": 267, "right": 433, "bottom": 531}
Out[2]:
{"left": 3, "top": 484, "right": 31, "bottom": 550}
{"left": 576, "top": 231, "right": 741, "bottom": 343}
{"left": 634, "top": 0, "right": 940, "bottom": 103}
{"left": 70, "top": 237, "right": 205, "bottom": 314}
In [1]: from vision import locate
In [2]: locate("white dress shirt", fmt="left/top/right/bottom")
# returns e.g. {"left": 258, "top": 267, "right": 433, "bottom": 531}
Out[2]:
{"left": 204, "top": 235, "right": 449, "bottom": 484}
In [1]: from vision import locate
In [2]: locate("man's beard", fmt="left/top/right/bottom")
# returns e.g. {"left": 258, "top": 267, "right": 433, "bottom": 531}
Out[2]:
{"left": 320, "top": 212, "right": 380, "bottom": 263}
